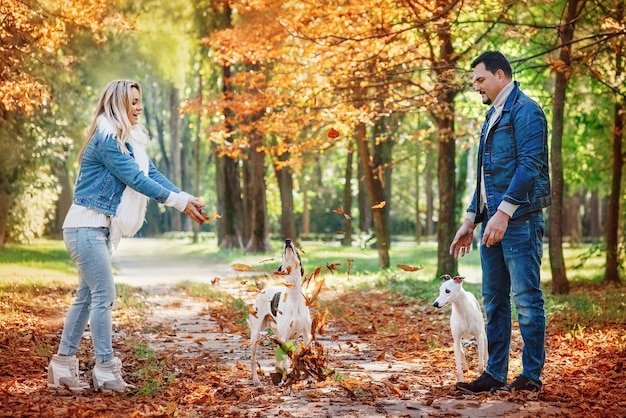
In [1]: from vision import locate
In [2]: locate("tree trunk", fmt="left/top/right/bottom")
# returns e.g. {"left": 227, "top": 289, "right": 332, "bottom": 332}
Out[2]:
{"left": 358, "top": 153, "right": 372, "bottom": 233}
{"left": 341, "top": 142, "right": 355, "bottom": 246}
{"left": 191, "top": 73, "right": 203, "bottom": 243}
{"left": 435, "top": 116, "right": 457, "bottom": 278}
{"left": 274, "top": 153, "right": 298, "bottom": 241}
{"left": 604, "top": 96, "right": 624, "bottom": 283}
{"left": 587, "top": 190, "right": 603, "bottom": 238}
{"left": 355, "top": 121, "right": 389, "bottom": 267}
{"left": 373, "top": 117, "right": 394, "bottom": 247}
{"left": 550, "top": 0, "right": 582, "bottom": 294}
{"left": 217, "top": 63, "right": 245, "bottom": 250}
{"left": 169, "top": 86, "right": 182, "bottom": 232}
{"left": 563, "top": 193, "right": 581, "bottom": 245}
{"left": 245, "top": 129, "right": 272, "bottom": 253}
{"left": 455, "top": 146, "right": 469, "bottom": 222}
{"left": 0, "top": 187, "right": 10, "bottom": 247}
{"left": 301, "top": 171, "right": 310, "bottom": 235}
{"left": 52, "top": 162, "right": 73, "bottom": 238}
{"left": 425, "top": 147, "right": 435, "bottom": 237}
{"left": 414, "top": 146, "right": 422, "bottom": 243}
{"left": 433, "top": 19, "right": 458, "bottom": 278}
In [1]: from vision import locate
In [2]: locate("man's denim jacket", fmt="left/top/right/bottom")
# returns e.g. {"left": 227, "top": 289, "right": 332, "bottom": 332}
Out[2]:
{"left": 468, "top": 81, "right": 551, "bottom": 223}
{"left": 73, "top": 126, "right": 180, "bottom": 216}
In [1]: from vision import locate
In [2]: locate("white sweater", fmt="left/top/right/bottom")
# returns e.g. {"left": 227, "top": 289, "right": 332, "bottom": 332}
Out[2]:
{"left": 63, "top": 119, "right": 189, "bottom": 249}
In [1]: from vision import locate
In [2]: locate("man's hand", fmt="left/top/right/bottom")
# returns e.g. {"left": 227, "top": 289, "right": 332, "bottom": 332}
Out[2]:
{"left": 482, "top": 210, "right": 510, "bottom": 247}
{"left": 449, "top": 219, "right": 475, "bottom": 258}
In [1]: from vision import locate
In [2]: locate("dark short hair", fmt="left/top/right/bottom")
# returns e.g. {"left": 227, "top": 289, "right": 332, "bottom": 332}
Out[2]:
{"left": 471, "top": 51, "right": 512, "bottom": 78}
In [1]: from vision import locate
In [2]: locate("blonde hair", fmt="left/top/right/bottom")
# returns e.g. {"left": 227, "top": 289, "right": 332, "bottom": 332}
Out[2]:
{"left": 78, "top": 80, "right": 146, "bottom": 163}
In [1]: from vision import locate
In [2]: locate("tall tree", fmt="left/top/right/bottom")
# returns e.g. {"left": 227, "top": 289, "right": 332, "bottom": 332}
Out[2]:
{"left": 549, "top": 0, "right": 585, "bottom": 294}
{"left": 0, "top": 0, "right": 123, "bottom": 246}
{"left": 580, "top": 0, "right": 626, "bottom": 283}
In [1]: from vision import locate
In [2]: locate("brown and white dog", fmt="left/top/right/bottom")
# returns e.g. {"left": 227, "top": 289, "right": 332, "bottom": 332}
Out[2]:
{"left": 248, "top": 238, "right": 312, "bottom": 385}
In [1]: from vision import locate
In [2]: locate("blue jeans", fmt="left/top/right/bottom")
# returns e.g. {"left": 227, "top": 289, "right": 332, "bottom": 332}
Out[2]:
{"left": 480, "top": 211, "right": 546, "bottom": 384}
{"left": 58, "top": 227, "right": 115, "bottom": 363}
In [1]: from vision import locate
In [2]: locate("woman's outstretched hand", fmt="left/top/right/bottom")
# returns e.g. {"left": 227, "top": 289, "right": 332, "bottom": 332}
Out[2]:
{"left": 184, "top": 197, "right": 206, "bottom": 225}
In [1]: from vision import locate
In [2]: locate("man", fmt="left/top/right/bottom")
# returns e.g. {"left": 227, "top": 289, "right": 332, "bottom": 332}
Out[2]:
{"left": 449, "top": 51, "right": 551, "bottom": 393}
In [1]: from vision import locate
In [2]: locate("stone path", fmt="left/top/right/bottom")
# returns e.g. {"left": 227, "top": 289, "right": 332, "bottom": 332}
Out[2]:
{"left": 111, "top": 238, "right": 562, "bottom": 417}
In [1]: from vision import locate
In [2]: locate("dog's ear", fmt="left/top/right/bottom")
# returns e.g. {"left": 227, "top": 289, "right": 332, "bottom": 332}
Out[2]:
{"left": 440, "top": 274, "right": 452, "bottom": 281}
{"left": 453, "top": 276, "right": 465, "bottom": 283}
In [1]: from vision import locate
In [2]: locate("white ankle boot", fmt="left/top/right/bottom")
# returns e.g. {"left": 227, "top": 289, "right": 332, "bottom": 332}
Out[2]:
{"left": 47, "top": 354, "right": 89, "bottom": 392}
{"left": 92, "top": 357, "right": 131, "bottom": 392}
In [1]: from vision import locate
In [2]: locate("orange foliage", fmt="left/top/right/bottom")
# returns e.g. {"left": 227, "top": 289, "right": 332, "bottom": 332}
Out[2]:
{"left": 0, "top": 0, "right": 127, "bottom": 116}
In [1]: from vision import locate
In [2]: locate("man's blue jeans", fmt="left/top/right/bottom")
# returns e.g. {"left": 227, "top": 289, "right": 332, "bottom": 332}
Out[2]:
{"left": 480, "top": 211, "right": 546, "bottom": 384}
{"left": 58, "top": 227, "right": 115, "bottom": 363}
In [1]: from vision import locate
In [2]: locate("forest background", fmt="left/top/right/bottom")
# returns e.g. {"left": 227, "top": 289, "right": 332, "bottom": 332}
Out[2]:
{"left": 1, "top": 0, "right": 625, "bottom": 292}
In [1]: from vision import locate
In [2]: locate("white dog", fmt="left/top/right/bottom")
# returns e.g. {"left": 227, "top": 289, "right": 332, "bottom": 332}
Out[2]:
{"left": 248, "top": 238, "right": 312, "bottom": 385}
{"left": 433, "top": 274, "right": 488, "bottom": 382}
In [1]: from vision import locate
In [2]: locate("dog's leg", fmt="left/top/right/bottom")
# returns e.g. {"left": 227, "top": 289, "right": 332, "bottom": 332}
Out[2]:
{"left": 249, "top": 318, "right": 262, "bottom": 385}
{"left": 478, "top": 330, "right": 487, "bottom": 374}
{"left": 453, "top": 335, "right": 466, "bottom": 382}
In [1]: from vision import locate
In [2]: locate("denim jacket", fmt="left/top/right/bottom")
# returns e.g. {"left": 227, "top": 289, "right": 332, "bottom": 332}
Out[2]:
{"left": 72, "top": 123, "right": 180, "bottom": 216}
{"left": 468, "top": 82, "right": 551, "bottom": 223}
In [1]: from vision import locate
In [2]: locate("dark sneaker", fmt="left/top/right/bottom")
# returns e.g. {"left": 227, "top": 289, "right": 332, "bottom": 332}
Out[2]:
{"left": 456, "top": 372, "right": 505, "bottom": 394}
{"left": 493, "top": 375, "right": 542, "bottom": 393}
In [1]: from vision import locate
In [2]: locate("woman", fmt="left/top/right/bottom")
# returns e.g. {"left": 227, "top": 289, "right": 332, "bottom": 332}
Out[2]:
{"left": 47, "top": 80, "right": 205, "bottom": 392}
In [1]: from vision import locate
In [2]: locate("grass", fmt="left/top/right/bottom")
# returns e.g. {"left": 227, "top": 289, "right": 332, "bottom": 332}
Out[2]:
{"left": 131, "top": 343, "right": 175, "bottom": 395}
{"left": 1, "top": 235, "right": 623, "bottom": 332}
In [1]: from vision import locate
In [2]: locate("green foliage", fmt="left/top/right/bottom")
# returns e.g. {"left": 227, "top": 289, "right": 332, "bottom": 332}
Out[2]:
{"left": 131, "top": 343, "right": 172, "bottom": 395}
{"left": 275, "top": 341, "right": 296, "bottom": 362}
{"left": 0, "top": 239, "right": 76, "bottom": 279}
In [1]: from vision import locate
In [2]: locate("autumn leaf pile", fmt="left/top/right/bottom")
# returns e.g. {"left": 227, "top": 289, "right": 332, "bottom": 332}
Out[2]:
{"left": 1, "top": 279, "right": 625, "bottom": 417}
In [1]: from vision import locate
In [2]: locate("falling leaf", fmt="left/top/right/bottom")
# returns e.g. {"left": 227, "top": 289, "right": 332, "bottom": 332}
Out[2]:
{"left": 371, "top": 201, "right": 386, "bottom": 209}
{"left": 211, "top": 211, "right": 222, "bottom": 220}
{"left": 333, "top": 207, "right": 351, "bottom": 219}
{"left": 248, "top": 305, "right": 258, "bottom": 318}
{"left": 275, "top": 266, "right": 293, "bottom": 276}
{"left": 327, "top": 127, "right": 340, "bottom": 138}
{"left": 397, "top": 264, "right": 424, "bottom": 272}
{"left": 232, "top": 263, "right": 252, "bottom": 271}
{"left": 327, "top": 262, "right": 341, "bottom": 274}
{"left": 346, "top": 258, "right": 354, "bottom": 280}
{"left": 286, "top": 203, "right": 292, "bottom": 210}
{"left": 284, "top": 282, "right": 295, "bottom": 288}
{"left": 211, "top": 277, "right": 220, "bottom": 285}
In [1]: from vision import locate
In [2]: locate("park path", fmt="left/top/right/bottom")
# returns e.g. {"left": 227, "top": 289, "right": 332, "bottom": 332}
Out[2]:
{"left": 109, "top": 238, "right": 553, "bottom": 418}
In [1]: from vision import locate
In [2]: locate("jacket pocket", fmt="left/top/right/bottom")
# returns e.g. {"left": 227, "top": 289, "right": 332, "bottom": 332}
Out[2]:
{"left": 98, "top": 171, "right": 123, "bottom": 201}
{"left": 491, "top": 123, "right": 516, "bottom": 165}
